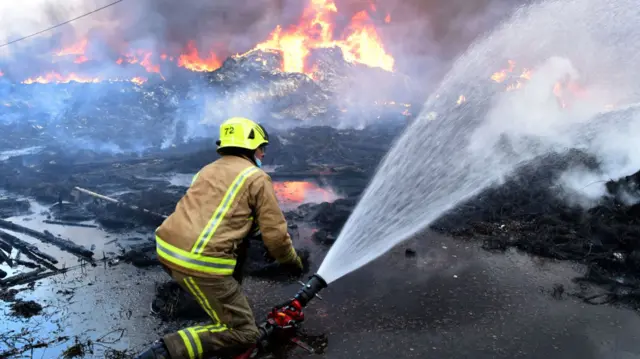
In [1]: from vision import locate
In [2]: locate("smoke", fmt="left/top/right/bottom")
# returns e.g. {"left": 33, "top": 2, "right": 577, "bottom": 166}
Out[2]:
{"left": 0, "top": 0, "right": 539, "bottom": 156}
{"left": 465, "top": 56, "right": 640, "bottom": 209}
{"left": 0, "top": 0, "right": 529, "bottom": 81}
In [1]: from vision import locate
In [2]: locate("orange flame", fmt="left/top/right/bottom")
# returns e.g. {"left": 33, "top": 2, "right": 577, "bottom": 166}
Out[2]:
{"left": 254, "top": 0, "right": 394, "bottom": 74}
{"left": 23, "top": 0, "right": 393, "bottom": 83}
{"left": 55, "top": 39, "right": 88, "bottom": 56}
{"left": 22, "top": 72, "right": 100, "bottom": 85}
{"left": 55, "top": 39, "right": 90, "bottom": 65}
{"left": 272, "top": 181, "right": 335, "bottom": 203}
{"left": 116, "top": 50, "right": 163, "bottom": 76}
{"left": 177, "top": 41, "right": 222, "bottom": 72}
{"left": 489, "top": 60, "right": 589, "bottom": 109}
{"left": 131, "top": 77, "right": 147, "bottom": 85}
{"left": 74, "top": 55, "right": 89, "bottom": 64}
{"left": 140, "top": 52, "right": 161, "bottom": 74}
{"left": 490, "top": 60, "right": 516, "bottom": 83}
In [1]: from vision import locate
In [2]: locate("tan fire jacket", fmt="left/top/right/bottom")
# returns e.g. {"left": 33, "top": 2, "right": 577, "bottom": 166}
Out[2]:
{"left": 155, "top": 155, "right": 297, "bottom": 278}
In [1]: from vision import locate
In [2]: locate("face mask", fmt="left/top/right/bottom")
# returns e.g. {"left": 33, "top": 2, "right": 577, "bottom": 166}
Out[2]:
{"left": 255, "top": 157, "right": 262, "bottom": 168}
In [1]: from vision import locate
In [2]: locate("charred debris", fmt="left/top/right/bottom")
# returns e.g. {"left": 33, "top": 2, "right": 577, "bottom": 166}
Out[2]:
{"left": 0, "top": 47, "right": 639, "bottom": 314}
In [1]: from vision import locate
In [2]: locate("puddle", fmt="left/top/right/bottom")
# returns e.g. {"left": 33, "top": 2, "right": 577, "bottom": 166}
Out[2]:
{"left": 0, "top": 199, "right": 161, "bottom": 358}
{"left": 0, "top": 146, "right": 44, "bottom": 161}
{"left": 0, "top": 187, "right": 335, "bottom": 357}
{"left": 150, "top": 173, "right": 342, "bottom": 210}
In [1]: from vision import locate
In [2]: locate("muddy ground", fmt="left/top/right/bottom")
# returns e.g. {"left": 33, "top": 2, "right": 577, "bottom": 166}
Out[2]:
{"left": 1, "top": 125, "right": 640, "bottom": 358}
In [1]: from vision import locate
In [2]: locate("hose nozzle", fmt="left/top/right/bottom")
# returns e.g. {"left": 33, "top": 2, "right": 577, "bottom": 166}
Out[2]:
{"left": 293, "top": 274, "right": 327, "bottom": 307}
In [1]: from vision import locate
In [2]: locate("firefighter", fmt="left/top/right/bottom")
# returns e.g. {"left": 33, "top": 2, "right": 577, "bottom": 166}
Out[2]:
{"left": 136, "top": 117, "right": 306, "bottom": 359}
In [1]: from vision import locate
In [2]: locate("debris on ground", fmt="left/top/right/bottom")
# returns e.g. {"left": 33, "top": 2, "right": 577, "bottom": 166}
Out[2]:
{"left": 431, "top": 150, "right": 640, "bottom": 308}
{"left": 9, "top": 299, "right": 43, "bottom": 318}
{"left": 0, "top": 198, "right": 31, "bottom": 218}
{"left": 151, "top": 280, "right": 208, "bottom": 321}
{"left": 62, "top": 338, "right": 93, "bottom": 359}
{"left": 0, "top": 288, "right": 18, "bottom": 301}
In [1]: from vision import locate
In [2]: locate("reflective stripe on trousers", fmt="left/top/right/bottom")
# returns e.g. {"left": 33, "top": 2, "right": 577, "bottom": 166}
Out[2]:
{"left": 191, "top": 166, "right": 259, "bottom": 255}
{"left": 178, "top": 277, "right": 228, "bottom": 359}
{"left": 177, "top": 324, "right": 227, "bottom": 359}
{"left": 156, "top": 235, "right": 236, "bottom": 275}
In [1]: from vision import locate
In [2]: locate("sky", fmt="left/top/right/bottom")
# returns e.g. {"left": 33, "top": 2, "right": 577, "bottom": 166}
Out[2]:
{"left": 0, "top": 0, "right": 113, "bottom": 50}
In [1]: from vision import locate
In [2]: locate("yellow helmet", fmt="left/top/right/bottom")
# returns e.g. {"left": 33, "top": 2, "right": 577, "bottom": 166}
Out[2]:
{"left": 216, "top": 117, "right": 269, "bottom": 151}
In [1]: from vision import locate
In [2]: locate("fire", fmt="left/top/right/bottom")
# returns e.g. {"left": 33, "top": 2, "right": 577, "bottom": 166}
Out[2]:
{"left": 22, "top": 72, "right": 100, "bottom": 85}
{"left": 489, "top": 60, "right": 589, "bottom": 109}
{"left": 178, "top": 41, "right": 222, "bottom": 72}
{"left": 457, "top": 95, "right": 466, "bottom": 105}
{"left": 116, "top": 50, "right": 163, "bottom": 76}
{"left": 74, "top": 55, "right": 89, "bottom": 64}
{"left": 55, "top": 39, "right": 88, "bottom": 56}
{"left": 490, "top": 60, "right": 516, "bottom": 83}
{"left": 254, "top": 0, "right": 394, "bottom": 74}
{"left": 273, "top": 181, "right": 335, "bottom": 204}
{"left": 16, "top": 0, "right": 393, "bottom": 84}
{"left": 55, "top": 39, "right": 90, "bottom": 65}
{"left": 140, "top": 53, "right": 161, "bottom": 74}
{"left": 131, "top": 77, "right": 147, "bottom": 85}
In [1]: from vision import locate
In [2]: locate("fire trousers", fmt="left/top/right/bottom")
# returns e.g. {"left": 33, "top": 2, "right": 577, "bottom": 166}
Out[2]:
{"left": 161, "top": 269, "right": 260, "bottom": 359}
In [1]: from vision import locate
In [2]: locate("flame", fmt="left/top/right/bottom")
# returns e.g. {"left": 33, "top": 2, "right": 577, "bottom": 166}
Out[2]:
{"left": 55, "top": 39, "right": 90, "bottom": 65}
{"left": 490, "top": 60, "right": 516, "bottom": 83}
{"left": 74, "top": 55, "right": 89, "bottom": 64}
{"left": 506, "top": 81, "right": 523, "bottom": 91}
{"left": 490, "top": 60, "right": 591, "bottom": 109}
{"left": 272, "top": 181, "right": 335, "bottom": 203}
{"left": 140, "top": 53, "right": 161, "bottom": 74}
{"left": 22, "top": 72, "right": 100, "bottom": 85}
{"left": 456, "top": 95, "right": 466, "bottom": 105}
{"left": 131, "top": 77, "right": 147, "bottom": 85}
{"left": 116, "top": 50, "right": 163, "bottom": 75}
{"left": 254, "top": 0, "right": 394, "bottom": 74}
{"left": 55, "top": 39, "right": 88, "bottom": 56}
{"left": 178, "top": 41, "right": 222, "bottom": 72}
{"left": 20, "top": 0, "right": 393, "bottom": 83}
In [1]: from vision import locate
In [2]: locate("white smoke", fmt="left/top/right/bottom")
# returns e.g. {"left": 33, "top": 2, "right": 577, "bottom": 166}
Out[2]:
{"left": 318, "top": 0, "right": 640, "bottom": 283}
{"left": 468, "top": 55, "right": 640, "bottom": 208}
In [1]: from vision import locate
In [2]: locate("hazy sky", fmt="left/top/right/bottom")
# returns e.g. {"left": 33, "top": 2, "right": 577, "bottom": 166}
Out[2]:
{"left": 0, "top": 0, "right": 112, "bottom": 47}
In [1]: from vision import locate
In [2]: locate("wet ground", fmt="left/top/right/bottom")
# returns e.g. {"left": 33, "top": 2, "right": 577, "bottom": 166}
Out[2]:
{"left": 3, "top": 200, "right": 640, "bottom": 358}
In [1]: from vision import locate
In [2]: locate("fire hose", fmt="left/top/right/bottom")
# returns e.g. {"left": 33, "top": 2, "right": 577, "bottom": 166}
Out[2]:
{"left": 235, "top": 274, "right": 328, "bottom": 359}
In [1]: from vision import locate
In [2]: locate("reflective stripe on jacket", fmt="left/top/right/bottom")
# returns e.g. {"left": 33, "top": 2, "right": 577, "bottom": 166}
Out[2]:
{"left": 155, "top": 155, "right": 297, "bottom": 277}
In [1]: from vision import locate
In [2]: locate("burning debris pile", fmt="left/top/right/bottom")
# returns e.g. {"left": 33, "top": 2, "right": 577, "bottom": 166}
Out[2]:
{"left": 0, "top": 45, "right": 412, "bottom": 154}
{"left": 0, "top": 0, "right": 414, "bottom": 155}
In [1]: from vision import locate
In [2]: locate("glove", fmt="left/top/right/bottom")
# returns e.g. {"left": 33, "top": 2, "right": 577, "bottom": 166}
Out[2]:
{"left": 292, "top": 255, "right": 304, "bottom": 271}
{"left": 287, "top": 248, "right": 310, "bottom": 277}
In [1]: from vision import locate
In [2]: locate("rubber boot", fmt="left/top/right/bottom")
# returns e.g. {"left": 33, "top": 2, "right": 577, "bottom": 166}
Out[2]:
{"left": 134, "top": 340, "right": 171, "bottom": 359}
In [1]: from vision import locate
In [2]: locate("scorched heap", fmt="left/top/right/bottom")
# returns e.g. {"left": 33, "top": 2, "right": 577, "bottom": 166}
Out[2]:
{"left": 5, "top": 0, "right": 394, "bottom": 85}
